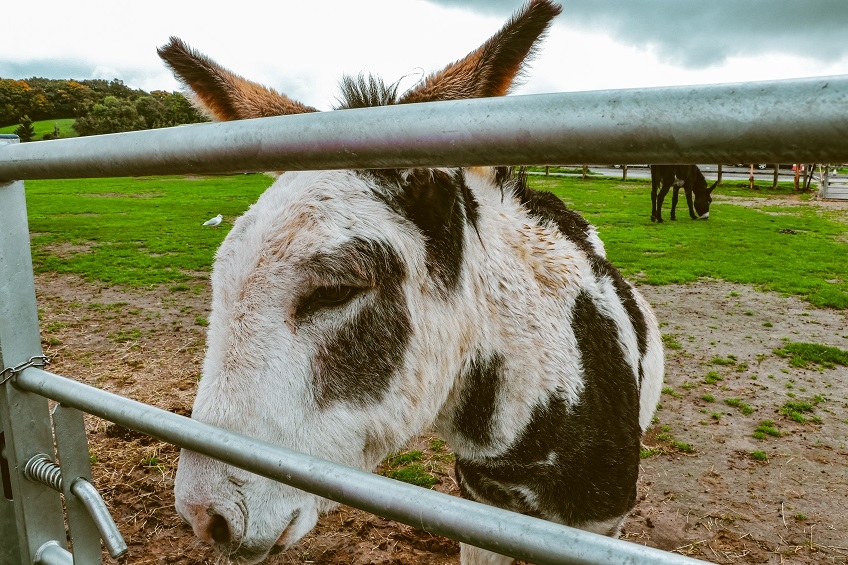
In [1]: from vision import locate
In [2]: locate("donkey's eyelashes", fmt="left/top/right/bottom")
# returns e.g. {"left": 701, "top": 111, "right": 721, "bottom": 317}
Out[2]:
{"left": 295, "top": 285, "right": 365, "bottom": 319}
{"left": 308, "top": 285, "right": 360, "bottom": 309}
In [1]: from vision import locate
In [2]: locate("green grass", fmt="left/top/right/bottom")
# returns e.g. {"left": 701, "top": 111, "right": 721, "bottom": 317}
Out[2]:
{"left": 384, "top": 450, "right": 424, "bottom": 466}
{"left": 25, "top": 175, "right": 272, "bottom": 286}
{"left": 655, "top": 431, "right": 694, "bottom": 453}
{"left": 753, "top": 420, "right": 782, "bottom": 439}
{"left": 711, "top": 355, "right": 737, "bottom": 366}
{"left": 779, "top": 398, "right": 822, "bottom": 424}
{"left": 640, "top": 446, "right": 662, "bottom": 458}
{"left": 724, "top": 397, "right": 755, "bottom": 415}
{"left": 662, "top": 334, "right": 682, "bottom": 350}
{"left": 533, "top": 176, "right": 848, "bottom": 308}
{"left": 0, "top": 118, "right": 78, "bottom": 139}
{"left": 714, "top": 180, "right": 800, "bottom": 197}
{"left": 18, "top": 174, "right": 848, "bottom": 309}
{"left": 704, "top": 371, "right": 723, "bottom": 385}
{"left": 381, "top": 450, "right": 437, "bottom": 488}
{"left": 773, "top": 342, "right": 848, "bottom": 369}
{"left": 385, "top": 464, "right": 437, "bottom": 488}
{"left": 661, "top": 386, "right": 680, "bottom": 398}
{"left": 525, "top": 165, "right": 599, "bottom": 175}
{"left": 429, "top": 438, "right": 447, "bottom": 452}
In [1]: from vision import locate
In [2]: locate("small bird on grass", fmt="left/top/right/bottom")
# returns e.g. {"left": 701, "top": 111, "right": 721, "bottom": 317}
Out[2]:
{"left": 202, "top": 214, "right": 223, "bottom": 227}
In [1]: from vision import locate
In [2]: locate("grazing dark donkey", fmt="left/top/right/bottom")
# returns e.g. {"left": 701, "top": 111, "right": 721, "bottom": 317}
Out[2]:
{"left": 159, "top": 1, "right": 664, "bottom": 563}
{"left": 650, "top": 164, "right": 718, "bottom": 222}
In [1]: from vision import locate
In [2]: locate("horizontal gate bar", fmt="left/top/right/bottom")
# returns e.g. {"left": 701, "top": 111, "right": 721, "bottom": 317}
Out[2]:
{"left": 15, "top": 368, "right": 711, "bottom": 565}
{"left": 1, "top": 76, "right": 847, "bottom": 181}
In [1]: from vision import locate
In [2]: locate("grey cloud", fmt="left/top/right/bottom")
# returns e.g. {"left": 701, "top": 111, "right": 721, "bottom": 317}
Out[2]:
{"left": 0, "top": 59, "right": 167, "bottom": 91}
{"left": 427, "top": 0, "right": 848, "bottom": 68}
{"left": 0, "top": 59, "right": 100, "bottom": 80}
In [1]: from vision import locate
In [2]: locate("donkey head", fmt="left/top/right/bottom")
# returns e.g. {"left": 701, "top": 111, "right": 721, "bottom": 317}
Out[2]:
{"left": 161, "top": 1, "right": 561, "bottom": 562}
{"left": 692, "top": 178, "right": 718, "bottom": 219}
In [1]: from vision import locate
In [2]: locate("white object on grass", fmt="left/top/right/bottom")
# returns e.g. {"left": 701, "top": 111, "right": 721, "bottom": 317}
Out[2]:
{"left": 202, "top": 214, "right": 223, "bottom": 227}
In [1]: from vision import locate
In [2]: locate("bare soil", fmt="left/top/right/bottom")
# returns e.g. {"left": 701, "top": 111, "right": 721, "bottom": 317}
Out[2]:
{"left": 33, "top": 273, "right": 848, "bottom": 564}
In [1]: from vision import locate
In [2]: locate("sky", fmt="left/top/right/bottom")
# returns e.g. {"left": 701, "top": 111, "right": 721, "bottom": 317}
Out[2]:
{"left": 2, "top": 0, "right": 847, "bottom": 111}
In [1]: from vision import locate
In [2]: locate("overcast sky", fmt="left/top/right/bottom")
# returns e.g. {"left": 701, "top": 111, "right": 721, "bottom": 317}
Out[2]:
{"left": 2, "top": 0, "right": 846, "bottom": 110}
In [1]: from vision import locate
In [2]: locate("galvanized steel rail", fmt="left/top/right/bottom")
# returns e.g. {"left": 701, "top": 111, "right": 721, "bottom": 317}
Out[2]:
{"left": 15, "top": 367, "right": 708, "bottom": 565}
{"left": 1, "top": 76, "right": 847, "bottom": 181}
{"left": 6, "top": 75, "right": 847, "bottom": 563}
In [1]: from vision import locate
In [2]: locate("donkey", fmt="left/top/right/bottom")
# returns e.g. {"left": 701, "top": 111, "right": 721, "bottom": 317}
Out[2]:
{"left": 650, "top": 164, "right": 718, "bottom": 222}
{"left": 160, "top": 1, "right": 664, "bottom": 563}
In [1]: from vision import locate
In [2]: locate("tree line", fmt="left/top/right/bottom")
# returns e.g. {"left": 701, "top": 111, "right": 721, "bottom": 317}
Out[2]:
{"left": 1, "top": 77, "right": 208, "bottom": 140}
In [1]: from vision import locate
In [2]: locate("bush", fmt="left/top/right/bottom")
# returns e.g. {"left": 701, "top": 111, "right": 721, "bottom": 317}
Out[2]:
{"left": 13, "top": 115, "right": 35, "bottom": 142}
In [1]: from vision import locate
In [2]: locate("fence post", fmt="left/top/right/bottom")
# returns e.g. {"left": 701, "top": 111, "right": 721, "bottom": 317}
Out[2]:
{"left": 822, "top": 164, "right": 830, "bottom": 197}
{"left": 0, "top": 135, "right": 69, "bottom": 564}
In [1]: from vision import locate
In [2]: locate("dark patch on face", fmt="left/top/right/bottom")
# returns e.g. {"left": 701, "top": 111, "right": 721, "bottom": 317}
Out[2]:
{"left": 305, "top": 238, "right": 411, "bottom": 408}
{"left": 363, "top": 168, "right": 478, "bottom": 295}
{"left": 587, "top": 256, "right": 649, "bottom": 365}
{"left": 451, "top": 352, "right": 505, "bottom": 448}
{"left": 455, "top": 291, "right": 641, "bottom": 526}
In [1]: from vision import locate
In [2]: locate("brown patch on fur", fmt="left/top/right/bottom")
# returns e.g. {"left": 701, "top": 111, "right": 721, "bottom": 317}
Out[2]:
{"left": 399, "top": 0, "right": 561, "bottom": 104}
{"left": 511, "top": 222, "right": 577, "bottom": 297}
{"left": 465, "top": 166, "right": 496, "bottom": 182}
{"left": 266, "top": 209, "right": 318, "bottom": 263}
{"left": 157, "top": 37, "right": 318, "bottom": 121}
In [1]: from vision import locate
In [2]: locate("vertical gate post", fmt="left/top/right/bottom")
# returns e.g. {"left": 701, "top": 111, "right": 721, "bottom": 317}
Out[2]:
{"left": 0, "top": 135, "right": 68, "bottom": 563}
{"left": 52, "top": 404, "right": 105, "bottom": 564}
{"left": 821, "top": 164, "right": 830, "bottom": 198}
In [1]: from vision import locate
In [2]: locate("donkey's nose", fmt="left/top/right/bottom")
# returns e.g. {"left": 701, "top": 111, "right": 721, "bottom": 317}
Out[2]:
{"left": 180, "top": 503, "right": 242, "bottom": 547}
{"left": 207, "top": 513, "right": 232, "bottom": 546}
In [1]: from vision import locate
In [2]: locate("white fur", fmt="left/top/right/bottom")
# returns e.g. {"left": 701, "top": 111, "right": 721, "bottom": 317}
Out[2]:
{"left": 174, "top": 168, "right": 664, "bottom": 564}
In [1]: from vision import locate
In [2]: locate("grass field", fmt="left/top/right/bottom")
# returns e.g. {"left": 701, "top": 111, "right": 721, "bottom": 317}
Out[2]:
{"left": 22, "top": 173, "right": 848, "bottom": 307}
{"left": 25, "top": 175, "right": 271, "bottom": 286}
{"left": 534, "top": 176, "right": 848, "bottom": 308}
{"left": 0, "top": 117, "right": 78, "bottom": 139}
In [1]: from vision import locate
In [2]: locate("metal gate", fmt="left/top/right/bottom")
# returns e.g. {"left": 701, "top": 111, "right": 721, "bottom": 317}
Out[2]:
{"left": 2, "top": 76, "right": 848, "bottom": 565}
{"left": 821, "top": 165, "right": 848, "bottom": 200}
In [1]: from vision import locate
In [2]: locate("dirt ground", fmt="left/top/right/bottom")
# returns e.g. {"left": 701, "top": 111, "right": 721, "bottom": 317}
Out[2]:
{"left": 32, "top": 268, "right": 848, "bottom": 565}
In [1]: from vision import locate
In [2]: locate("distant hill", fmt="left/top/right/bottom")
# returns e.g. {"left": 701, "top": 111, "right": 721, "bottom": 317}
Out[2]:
{"left": 0, "top": 118, "right": 78, "bottom": 140}
{"left": 0, "top": 77, "right": 207, "bottom": 138}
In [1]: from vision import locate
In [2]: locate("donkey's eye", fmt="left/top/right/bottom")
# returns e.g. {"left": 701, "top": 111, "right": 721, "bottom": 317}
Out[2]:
{"left": 297, "top": 285, "right": 364, "bottom": 318}
{"left": 312, "top": 285, "right": 357, "bottom": 306}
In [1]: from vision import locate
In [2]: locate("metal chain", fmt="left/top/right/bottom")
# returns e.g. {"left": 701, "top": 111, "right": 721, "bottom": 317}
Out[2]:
{"left": 0, "top": 355, "right": 51, "bottom": 386}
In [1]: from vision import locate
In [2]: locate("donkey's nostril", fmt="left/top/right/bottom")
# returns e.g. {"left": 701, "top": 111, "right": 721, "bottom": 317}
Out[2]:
{"left": 208, "top": 513, "right": 231, "bottom": 545}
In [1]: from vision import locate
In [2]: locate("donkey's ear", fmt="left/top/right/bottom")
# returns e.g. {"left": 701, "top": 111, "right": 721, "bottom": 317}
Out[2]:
{"left": 399, "top": 0, "right": 561, "bottom": 104}
{"left": 708, "top": 180, "right": 719, "bottom": 194}
{"left": 157, "top": 37, "right": 318, "bottom": 121}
